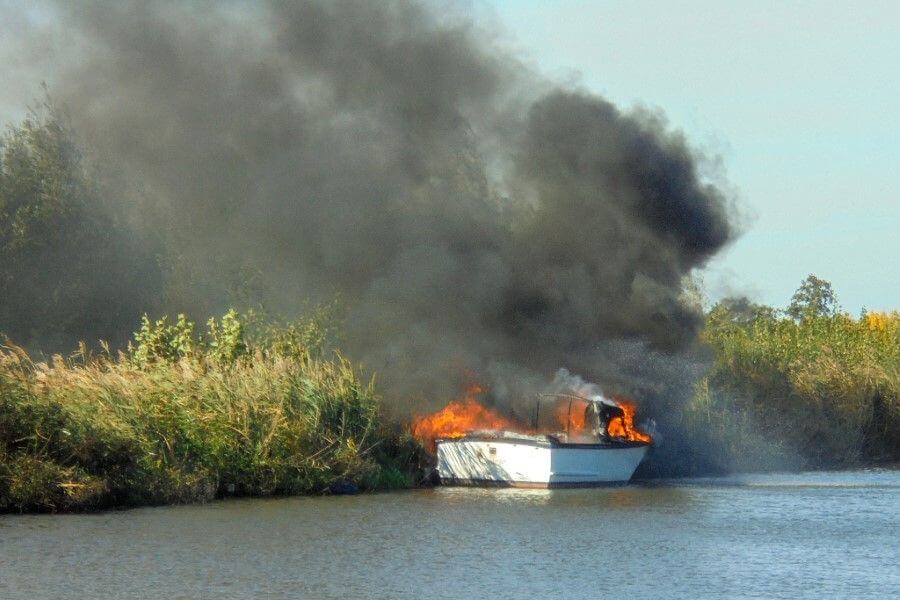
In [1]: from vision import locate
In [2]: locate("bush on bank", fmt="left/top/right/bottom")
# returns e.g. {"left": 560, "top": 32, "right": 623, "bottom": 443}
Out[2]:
{"left": 2, "top": 278, "right": 897, "bottom": 511}
{"left": 0, "top": 311, "right": 423, "bottom": 513}
{"left": 671, "top": 284, "right": 899, "bottom": 474}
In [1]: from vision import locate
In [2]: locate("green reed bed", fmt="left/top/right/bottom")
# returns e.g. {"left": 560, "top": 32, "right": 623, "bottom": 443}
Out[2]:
{"left": 673, "top": 306, "right": 900, "bottom": 473}
{"left": 0, "top": 312, "right": 422, "bottom": 512}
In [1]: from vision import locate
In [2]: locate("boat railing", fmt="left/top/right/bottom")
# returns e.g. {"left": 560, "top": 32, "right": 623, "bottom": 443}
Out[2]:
{"left": 537, "top": 392, "right": 593, "bottom": 439}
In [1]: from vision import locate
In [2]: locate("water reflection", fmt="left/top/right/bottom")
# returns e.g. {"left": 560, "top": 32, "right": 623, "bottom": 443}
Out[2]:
{"left": 656, "top": 468, "right": 900, "bottom": 490}
{"left": 424, "top": 482, "right": 694, "bottom": 512}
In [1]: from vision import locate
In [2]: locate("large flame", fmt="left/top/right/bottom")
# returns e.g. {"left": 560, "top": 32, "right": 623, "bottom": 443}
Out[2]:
{"left": 411, "top": 385, "right": 527, "bottom": 452}
{"left": 606, "top": 398, "right": 653, "bottom": 443}
{"left": 413, "top": 386, "right": 653, "bottom": 450}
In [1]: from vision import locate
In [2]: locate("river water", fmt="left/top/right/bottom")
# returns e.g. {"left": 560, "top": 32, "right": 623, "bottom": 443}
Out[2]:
{"left": 1, "top": 470, "right": 897, "bottom": 599}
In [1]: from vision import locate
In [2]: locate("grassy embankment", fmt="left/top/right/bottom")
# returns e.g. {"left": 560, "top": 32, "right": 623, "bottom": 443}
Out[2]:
{"left": 662, "top": 305, "right": 900, "bottom": 475}
{"left": 2, "top": 295, "right": 898, "bottom": 512}
{"left": 0, "top": 311, "right": 423, "bottom": 513}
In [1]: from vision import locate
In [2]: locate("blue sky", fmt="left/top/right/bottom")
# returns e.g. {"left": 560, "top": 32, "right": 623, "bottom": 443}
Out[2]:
{"left": 486, "top": 0, "right": 899, "bottom": 313}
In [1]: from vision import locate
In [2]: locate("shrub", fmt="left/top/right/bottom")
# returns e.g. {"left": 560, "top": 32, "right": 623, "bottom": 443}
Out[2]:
{"left": 687, "top": 284, "right": 899, "bottom": 471}
{"left": 1, "top": 311, "right": 417, "bottom": 512}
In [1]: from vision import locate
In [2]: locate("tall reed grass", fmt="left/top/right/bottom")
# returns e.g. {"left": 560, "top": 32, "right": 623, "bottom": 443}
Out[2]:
{"left": 669, "top": 307, "right": 900, "bottom": 473}
{"left": 0, "top": 312, "right": 423, "bottom": 512}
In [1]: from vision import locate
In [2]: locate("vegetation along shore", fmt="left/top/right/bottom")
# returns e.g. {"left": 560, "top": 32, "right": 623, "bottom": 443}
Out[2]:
{"left": 2, "top": 297, "right": 896, "bottom": 513}
{"left": 1, "top": 312, "right": 423, "bottom": 512}
{"left": 1, "top": 106, "right": 896, "bottom": 513}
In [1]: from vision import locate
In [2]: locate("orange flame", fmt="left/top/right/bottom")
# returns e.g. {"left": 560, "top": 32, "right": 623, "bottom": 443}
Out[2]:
{"left": 411, "top": 385, "right": 526, "bottom": 452}
{"left": 607, "top": 398, "right": 653, "bottom": 443}
{"left": 413, "top": 386, "right": 653, "bottom": 450}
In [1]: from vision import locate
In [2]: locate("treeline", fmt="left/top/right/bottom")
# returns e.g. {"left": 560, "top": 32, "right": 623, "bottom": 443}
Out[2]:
{"left": 653, "top": 277, "right": 899, "bottom": 476}
{"left": 1, "top": 311, "right": 422, "bottom": 512}
{"left": 0, "top": 104, "right": 164, "bottom": 351}
{"left": 0, "top": 104, "right": 263, "bottom": 353}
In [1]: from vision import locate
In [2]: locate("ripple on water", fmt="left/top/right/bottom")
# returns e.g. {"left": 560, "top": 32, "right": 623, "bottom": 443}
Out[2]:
{"left": 0, "top": 470, "right": 897, "bottom": 599}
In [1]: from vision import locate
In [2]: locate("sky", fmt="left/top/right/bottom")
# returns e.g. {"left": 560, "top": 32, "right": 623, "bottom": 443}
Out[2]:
{"left": 0, "top": 0, "right": 897, "bottom": 314}
{"left": 485, "top": 0, "right": 899, "bottom": 313}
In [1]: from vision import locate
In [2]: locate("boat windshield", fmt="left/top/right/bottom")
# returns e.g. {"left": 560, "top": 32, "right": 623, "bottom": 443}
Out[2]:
{"left": 585, "top": 400, "right": 624, "bottom": 440}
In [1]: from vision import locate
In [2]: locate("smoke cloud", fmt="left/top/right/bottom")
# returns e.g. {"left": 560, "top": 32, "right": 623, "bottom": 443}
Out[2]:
{"left": 2, "top": 0, "right": 733, "bottom": 414}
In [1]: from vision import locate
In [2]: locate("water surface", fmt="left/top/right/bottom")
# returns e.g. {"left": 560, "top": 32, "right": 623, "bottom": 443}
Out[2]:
{"left": 1, "top": 470, "right": 897, "bottom": 599}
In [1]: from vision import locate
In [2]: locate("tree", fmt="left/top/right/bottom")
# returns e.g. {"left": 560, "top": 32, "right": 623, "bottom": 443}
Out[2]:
{"left": 709, "top": 296, "right": 776, "bottom": 325}
{"left": 787, "top": 274, "right": 837, "bottom": 320}
{"left": 680, "top": 272, "right": 708, "bottom": 313}
{"left": 0, "top": 101, "right": 161, "bottom": 350}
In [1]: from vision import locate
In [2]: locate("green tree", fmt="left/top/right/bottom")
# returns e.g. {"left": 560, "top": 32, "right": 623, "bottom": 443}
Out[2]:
{"left": 129, "top": 313, "right": 197, "bottom": 367}
{"left": 0, "top": 101, "right": 161, "bottom": 350}
{"left": 787, "top": 274, "right": 837, "bottom": 320}
{"left": 207, "top": 309, "right": 247, "bottom": 365}
{"left": 709, "top": 296, "right": 777, "bottom": 326}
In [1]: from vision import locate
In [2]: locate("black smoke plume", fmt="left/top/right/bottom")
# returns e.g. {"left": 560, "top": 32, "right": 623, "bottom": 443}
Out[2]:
{"left": 1, "top": 0, "right": 733, "bottom": 415}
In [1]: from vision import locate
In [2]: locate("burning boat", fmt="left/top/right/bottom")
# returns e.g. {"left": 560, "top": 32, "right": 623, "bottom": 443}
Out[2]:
{"left": 414, "top": 389, "right": 651, "bottom": 488}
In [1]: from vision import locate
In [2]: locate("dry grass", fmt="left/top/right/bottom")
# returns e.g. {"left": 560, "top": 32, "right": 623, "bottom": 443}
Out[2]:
{"left": 0, "top": 313, "right": 423, "bottom": 512}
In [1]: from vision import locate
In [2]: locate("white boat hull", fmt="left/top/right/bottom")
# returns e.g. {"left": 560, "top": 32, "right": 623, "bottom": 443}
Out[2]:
{"left": 436, "top": 437, "right": 648, "bottom": 487}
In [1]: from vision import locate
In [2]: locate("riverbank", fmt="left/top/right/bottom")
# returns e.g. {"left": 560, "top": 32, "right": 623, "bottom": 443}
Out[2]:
{"left": 0, "top": 312, "right": 424, "bottom": 513}
{"left": 3, "top": 304, "right": 898, "bottom": 513}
